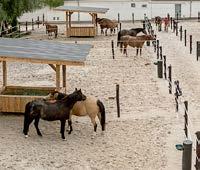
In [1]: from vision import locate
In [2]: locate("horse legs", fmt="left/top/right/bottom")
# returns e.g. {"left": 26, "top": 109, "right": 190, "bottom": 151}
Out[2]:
{"left": 68, "top": 119, "right": 73, "bottom": 134}
{"left": 60, "top": 120, "right": 66, "bottom": 140}
{"left": 140, "top": 48, "right": 142, "bottom": 55}
{"left": 90, "top": 116, "right": 97, "bottom": 132}
{"left": 23, "top": 117, "right": 34, "bottom": 137}
{"left": 105, "top": 29, "right": 108, "bottom": 36}
{"left": 34, "top": 116, "right": 42, "bottom": 136}
{"left": 136, "top": 48, "right": 139, "bottom": 56}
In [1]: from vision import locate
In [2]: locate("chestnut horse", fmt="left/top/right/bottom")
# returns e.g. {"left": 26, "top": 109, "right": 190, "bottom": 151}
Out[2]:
{"left": 45, "top": 23, "right": 58, "bottom": 39}
{"left": 120, "top": 34, "right": 156, "bottom": 56}
{"left": 96, "top": 18, "right": 118, "bottom": 36}
{"left": 23, "top": 89, "right": 86, "bottom": 140}
{"left": 47, "top": 91, "right": 106, "bottom": 134}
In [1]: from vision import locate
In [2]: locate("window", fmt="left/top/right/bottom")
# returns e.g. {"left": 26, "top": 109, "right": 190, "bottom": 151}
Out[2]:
{"left": 142, "top": 4, "right": 147, "bottom": 8}
{"left": 131, "top": 3, "right": 135, "bottom": 7}
{"left": 57, "top": 17, "right": 59, "bottom": 20}
{"left": 53, "top": 17, "right": 56, "bottom": 20}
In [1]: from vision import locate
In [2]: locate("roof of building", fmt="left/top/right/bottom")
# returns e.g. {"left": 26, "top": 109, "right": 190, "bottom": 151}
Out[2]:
{"left": 0, "top": 38, "right": 92, "bottom": 65}
{"left": 54, "top": 5, "right": 109, "bottom": 14}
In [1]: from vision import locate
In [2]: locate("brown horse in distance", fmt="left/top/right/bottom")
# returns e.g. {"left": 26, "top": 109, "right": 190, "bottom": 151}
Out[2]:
{"left": 45, "top": 23, "right": 58, "bottom": 39}
{"left": 120, "top": 34, "right": 156, "bottom": 56}
{"left": 96, "top": 18, "right": 118, "bottom": 36}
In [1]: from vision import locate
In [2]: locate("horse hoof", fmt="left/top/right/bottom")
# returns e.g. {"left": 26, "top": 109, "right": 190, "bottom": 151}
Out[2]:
{"left": 62, "top": 138, "right": 66, "bottom": 141}
{"left": 25, "top": 135, "right": 28, "bottom": 138}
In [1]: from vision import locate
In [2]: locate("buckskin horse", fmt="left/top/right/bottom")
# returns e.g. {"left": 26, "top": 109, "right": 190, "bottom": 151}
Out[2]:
{"left": 23, "top": 89, "right": 86, "bottom": 140}
{"left": 47, "top": 91, "right": 106, "bottom": 134}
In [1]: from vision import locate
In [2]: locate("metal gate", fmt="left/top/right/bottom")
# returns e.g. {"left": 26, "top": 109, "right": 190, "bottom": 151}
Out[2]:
{"left": 175, "top": 4, "right": 181, "bottom": 18}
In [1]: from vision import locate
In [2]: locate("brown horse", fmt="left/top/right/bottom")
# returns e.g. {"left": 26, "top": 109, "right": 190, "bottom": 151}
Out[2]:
{"left": 47, "top": 91, "right": 106, "bottom": 134}
{"left": 23, "top": 89, "right": 86, "bottom": 140}
{"left": 96, "top": 18, "right": 118, "bottom": 36}
{"left": 45, "top": 23, "right": 58, "bottom": 39}
{"left": 120, "top": 34, "right": 156, "bottom": 56}
{"left": 155, "top": 16, "right": 162, "bottom": 31}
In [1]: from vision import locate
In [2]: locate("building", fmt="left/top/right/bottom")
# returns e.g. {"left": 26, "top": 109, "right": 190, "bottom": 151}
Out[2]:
{"left": 19, "top": 0, "right": 200, "bottom": 22}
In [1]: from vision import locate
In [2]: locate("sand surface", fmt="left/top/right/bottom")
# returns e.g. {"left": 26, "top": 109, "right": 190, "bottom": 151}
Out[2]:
{"left": 1, "top": 20, "right": 200, "bottom": 169}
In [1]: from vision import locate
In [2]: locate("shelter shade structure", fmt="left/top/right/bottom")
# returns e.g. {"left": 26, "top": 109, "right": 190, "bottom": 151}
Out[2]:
{"left": 0, "top": 38, "right": 92, "bottom": 113}
{"left": 54, "top": 6, "right": 109, "bottom": 37}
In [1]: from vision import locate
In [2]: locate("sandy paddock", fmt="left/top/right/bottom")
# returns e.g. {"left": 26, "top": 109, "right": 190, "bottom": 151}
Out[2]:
{"left": 1, "top": 20, "right": 200, "bottom": 169}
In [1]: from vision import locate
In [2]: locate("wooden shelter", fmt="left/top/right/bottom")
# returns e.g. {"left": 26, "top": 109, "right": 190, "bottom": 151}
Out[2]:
{"left": 54, "top": 6, "right": 109, "bottom": 37}
{"left": 0, "top": 38, "right": 92, "bottom": 113}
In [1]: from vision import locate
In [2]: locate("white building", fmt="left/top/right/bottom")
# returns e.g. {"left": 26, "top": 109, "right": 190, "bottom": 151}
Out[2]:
{"left": 19, "top": 0, "right": 200, "bottom": 22}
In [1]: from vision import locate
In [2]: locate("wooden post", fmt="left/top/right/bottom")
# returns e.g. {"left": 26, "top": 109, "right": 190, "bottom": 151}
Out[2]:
{"left": 56, "top": 65, "right": 60, "bottom": 91}
{"left": 62, "top": 65, "right": 66, "bottom": 92}
{"left": 197, "top": 41, "right": 200, "bottom": 61}
{"left": 180, "top": 26, "right": 183, "bottom": 41}
{"left": 190, "top": 35, "right": 192, "bottom": 54}
{"left": 168, "top": 65, "right": 172, "bottom": 94}
{"left": 157, "top": 60, "right": 163, "bottom": 78}
{"left": 132, "top": 13, "right": 134, "bottom": 23}
{"left": 18, "top": 23, "right": 21, "bottom": 37}
{"left": 118, "top": 13, "right": 120, "bottom": 23}
{"left": 157, "top": 40, "right": 159, "bottom": 59}
{"left": 198, "top": 12, "right": 200, "bottom": 22}
{"left": 176, "top": 22, "right": 178, "bottom": 36}
{"left": 37, "top": 16, "right": 39, "bottom": 28}
{"left": 195, "top": 132, "right": 200, "bottom": 169}
{"left": 66, "top": 12, "right": 69, "bottom": 37}
{"left": 182, "top": 139, "right": 192, "bottom": 170}
{"left": 32, "top": 18, "right": 34, "bottom": 30}
{"left": 116, "top": 84, "right": 120, "bottom": 118}
{"left": 184, "top": 101, "right": 188, "bottom": 138}
{"left": 25, "top": 21, "right": 28, "bottom": 32}
{"left": 184, "top": 29, "right": 187, "bottom": 46}
{"left": 159, "top": 46, "right": 162, "bottom": 60}
{"left": 170, "top": 17, "right": 173, "bottom": 29}
{"left": 2, "top": 61, "right": 7, "bottom": 87}
{"left": 43, "top": 13, "right": 45, "bottom": 26}
{"left": 163, "top": 55, "right": 167, "bottom": 79}
{"left": 111, "top": 40, "right": 115, "bottom": 59}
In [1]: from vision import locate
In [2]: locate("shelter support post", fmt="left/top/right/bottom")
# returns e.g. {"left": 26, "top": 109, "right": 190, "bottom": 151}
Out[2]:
{"left": 2, "top": 61, "right": 7, "bottom": 87}
{"left": 56, "top": 64, "right": 60, "bottom": 91}
{"left": 66, "top": 12, "right": 69, "bottom": 37}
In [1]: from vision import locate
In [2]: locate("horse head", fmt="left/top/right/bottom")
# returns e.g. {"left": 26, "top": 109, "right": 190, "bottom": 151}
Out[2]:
{"left": 145, "top": 35, "right": 156, "bottom": 41}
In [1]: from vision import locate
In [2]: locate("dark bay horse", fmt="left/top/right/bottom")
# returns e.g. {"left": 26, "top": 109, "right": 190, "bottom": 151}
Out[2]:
{"left": 23, "top": 89, "right": 86, "bottom": 140}
{"left": 45, "top": 23, "right": 58, "bottom": 39}
{"left": 117, "top": 28, "right": 147, "bottom": 47}
{"left": 120, "top": 34, "right": 156, "bottom": 56}
{"left": 48, "top": 91, "right": 106, "bottom": 134}
{"left": 96, "top": 18, "right": 118, "bottom": 36}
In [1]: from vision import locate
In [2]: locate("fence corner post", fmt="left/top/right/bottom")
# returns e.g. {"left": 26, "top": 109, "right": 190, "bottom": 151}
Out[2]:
{"left": 182, "top": 139, "right": 192, "bottom": 170}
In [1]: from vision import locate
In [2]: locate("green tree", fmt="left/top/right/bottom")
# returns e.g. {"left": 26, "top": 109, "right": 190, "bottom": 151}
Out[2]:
{"left": 0, "top": 0, "right": 64, "bottom": 28}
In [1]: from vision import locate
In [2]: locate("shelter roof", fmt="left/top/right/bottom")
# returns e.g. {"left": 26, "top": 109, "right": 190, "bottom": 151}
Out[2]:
{"left": 0, "top": 38, "right": 92, "bottom": 65}
{"left": 54, "top": 5, "right": 109, "bottom": 14}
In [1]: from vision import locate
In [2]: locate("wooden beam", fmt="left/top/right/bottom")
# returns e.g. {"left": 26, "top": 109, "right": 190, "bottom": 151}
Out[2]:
{"left": 62, "top": 65, "right": 66, "bottom": 92}
{"left": 2, "top": 61, "right": 7, "bottom": 87}
{"left": 49, "top": 64, "right": 56, "bottom": 71}
{"left": 56, "top": 64, "right": 60, "bottom": 90}
{"left": 0, "top": 56, "right": 84, "bottom": 66}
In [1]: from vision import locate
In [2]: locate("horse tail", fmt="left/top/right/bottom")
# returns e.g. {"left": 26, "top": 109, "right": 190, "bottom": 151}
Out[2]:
{"left": 97, "top": 99, "right": 106, "bottom": 131}
{"left": 23, "top": 102, "right": 31, "bottom": 135}
{"left": 117, "top": 31, "right": 121, "bottom": 47}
